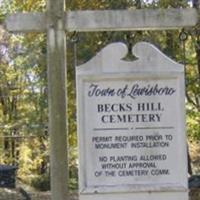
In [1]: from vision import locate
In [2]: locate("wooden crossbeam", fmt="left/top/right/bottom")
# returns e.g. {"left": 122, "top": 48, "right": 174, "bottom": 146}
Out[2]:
{"left": 5, "top": 12, "right": 46, "bottom": 32}
{"left": 66, "top": 8, "right": 198, "bottom": 32}
{"left": 5, "top": 8, "right": 198, "bottom": 33}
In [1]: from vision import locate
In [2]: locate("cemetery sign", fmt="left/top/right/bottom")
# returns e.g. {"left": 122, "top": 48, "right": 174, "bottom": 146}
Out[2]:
{"left": 76, "top": 42, "right": 188, "bottom": 200}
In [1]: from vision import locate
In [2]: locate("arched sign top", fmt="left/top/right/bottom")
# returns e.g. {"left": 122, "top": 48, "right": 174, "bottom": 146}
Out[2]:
{"left": 77, "top": 42, "right": 183, "bottom": 74}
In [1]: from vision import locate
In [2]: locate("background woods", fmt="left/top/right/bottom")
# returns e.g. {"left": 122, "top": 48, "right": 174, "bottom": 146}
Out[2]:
{"left": 0, "top": 0, "right": 199, "bottom": 191}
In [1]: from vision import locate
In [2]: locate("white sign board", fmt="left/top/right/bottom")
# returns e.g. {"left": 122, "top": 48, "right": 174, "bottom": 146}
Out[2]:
{"left": 76, "top": 42, "right": 188, "bottom": 200}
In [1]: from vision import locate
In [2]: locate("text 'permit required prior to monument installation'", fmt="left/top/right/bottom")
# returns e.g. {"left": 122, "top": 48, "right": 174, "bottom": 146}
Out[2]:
{"left": 76, "top": 42, "right": 188, "bottom": 197}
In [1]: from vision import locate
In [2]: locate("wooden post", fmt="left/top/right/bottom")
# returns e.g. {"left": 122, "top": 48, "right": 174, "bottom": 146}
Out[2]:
{"left": 47, "top": 0, "right": 68, "bottom": 199}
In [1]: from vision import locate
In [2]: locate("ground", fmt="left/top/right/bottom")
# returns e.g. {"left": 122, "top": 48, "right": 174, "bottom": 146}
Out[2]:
{"left": 0, "top": 188, "right": 199, "bottom": 200}
{"left": 0, "top": 188, "right": 78, "bottom": 200}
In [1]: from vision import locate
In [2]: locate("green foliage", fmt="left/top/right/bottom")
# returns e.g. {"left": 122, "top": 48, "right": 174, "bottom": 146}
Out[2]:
{"left": 187, "top": 110, "right": 200, "bottom": 139}
{"left": 0, "top": 0, "right": 49, "bottom": 187}
{"left": 0, "top": 0, "right": 199, "bottom": 191}
{"left": 31, "top": 173, "right": 50, "bottom": 191}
